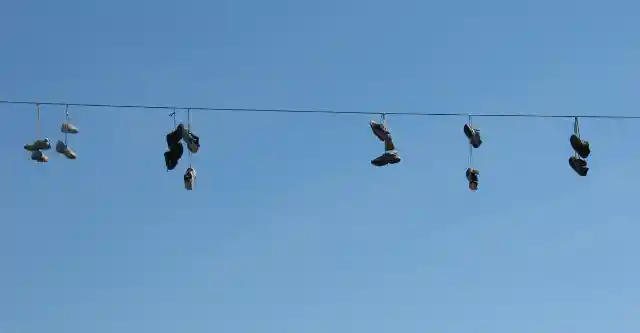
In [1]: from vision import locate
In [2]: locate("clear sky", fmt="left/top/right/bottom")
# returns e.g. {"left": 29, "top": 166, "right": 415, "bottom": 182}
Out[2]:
{"left": 2, "top": 0, "right": 640, "bottom": 332}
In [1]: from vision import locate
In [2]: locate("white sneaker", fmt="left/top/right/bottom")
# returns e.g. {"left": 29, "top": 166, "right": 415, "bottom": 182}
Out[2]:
{"left": 61, "top": 123, "right": 79, "bottom": 134}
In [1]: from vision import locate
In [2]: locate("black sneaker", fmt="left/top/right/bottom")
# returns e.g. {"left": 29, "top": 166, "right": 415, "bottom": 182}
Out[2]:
{"left": 464, "top": 124, "right": 482, "bottom": 148}
{"left": 570, "top": 134, "right": 590, "bottom": 159}
{"left": 370, "top": 121, "right": 390, "bottom": 142}
{"left": 466, "top": 168, "right": 479, "bottom": 181}
{"left": 371, "top": 151, "right": 401, "bottom": 166}
{"left": 469, "top": 181, "right": 479, "bottom": 191}
{"left": 569, "top": 156, "right": 589, "bottom": 176}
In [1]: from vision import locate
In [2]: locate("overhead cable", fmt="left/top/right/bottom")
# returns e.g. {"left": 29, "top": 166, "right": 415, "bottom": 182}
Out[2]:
{"left": 2, "top": 100, "right": 640, "bottom": 119}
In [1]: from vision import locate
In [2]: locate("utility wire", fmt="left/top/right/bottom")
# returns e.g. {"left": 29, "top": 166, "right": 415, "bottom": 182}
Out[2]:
{"left": 2, "top": 100, "right": 640, "bottom": 119}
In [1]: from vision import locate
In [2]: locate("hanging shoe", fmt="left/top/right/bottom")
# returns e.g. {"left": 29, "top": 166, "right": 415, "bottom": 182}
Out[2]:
{"left": 184, "top": 167, "right": 196, "bottom": 181}
{"left": 164, "top": 142, "right": 184, "bottom": 170}
{"left": 372, "top": 136, "right": 401, "bottom": 166}
{"left": 185, "top": 133, "right": 200, "bottom": 154}
{"left": 61, "top": 123, "right": 79, "bottom": 134}
{"left": 166, "top": 129, "right": 182, "bottom": 148}
{"left": 166, "top": 123, "right": 186, "bottom": 148}
{"left": 463, "top": 124, "right": 482, "bottom": 148}
{"left": 165, "top": 152, "right": 178, "bottom": 170}
{"left": 570, "top": 134, "right": 590, "bottom": 159}
{"left": 177, "top": 123, "right": 190, "bottom": 142}
{"left": 30, "top": 150, "right": 48, "bottom": 163}
{"left": 184, "top": 167, "right": 196, "bottom": 190}
{"left": 371, "top": 151, "right": 401, "bottom": 167}
{"left": 469, "top": 181, "right": 478, "bottom": 191}
{"left": 466, "top": 168, "right": 479, "bottom": 190}
{"left": 569, "top": 156, "right": 589, "bottom": 176}
{"left": 463, "top": 124, "right": 474, "bottom": 139}
{"left": 56, "top": 140, "right": 77, "bottom": 159}
{"left": 180, "top": 125, "right": 200, "bottom": 153}
{"left": 24, "top": 138, "right": 51, "bottom": 151}
{"left": 466, "top": 168, "right": 479, "bottom": 181}
{"left": 370, "top": 121, "right": 390, "bottom": 142}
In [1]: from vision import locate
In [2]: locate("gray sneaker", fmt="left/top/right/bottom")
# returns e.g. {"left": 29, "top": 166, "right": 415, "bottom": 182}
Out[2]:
{"left": 184, "top": 168, "right": 196, "bottom": 190}
{"left": 56, "top": 140, "right": 77, "bottom": 159}
{"left": 24, "top": 138, "right": 51, "bottom": 151}
{"left": 181, "top": 126, "right": 200, "bottom": 153}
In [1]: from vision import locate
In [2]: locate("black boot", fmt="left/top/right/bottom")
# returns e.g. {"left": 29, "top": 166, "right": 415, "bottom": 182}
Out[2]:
{"left": 166, "top": 129, "right": 183, "bottom": 148}
{"left": 164, "top": 142, "right": 184, "bottom": 170}
{"left": 165, "top": 152, "right": 177, "bottom": 170}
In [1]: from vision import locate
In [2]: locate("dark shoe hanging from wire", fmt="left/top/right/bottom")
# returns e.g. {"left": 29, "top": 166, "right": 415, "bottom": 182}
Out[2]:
{"left": 463, "top": 124, "right": 482, "bottom": 148}
{"left": 370, "top": 114, "right": 401, "bottom": 167}
{"left": 165, "top": 142, "right": 184, "bottom": 170}
{"left": 371, "top": 151, "right": 401, "bottom": 166}
{"left": 465, "top": 115, "right": 481, "bottom": 190}
{"left": 371, "top": 135, "right": 401, "bottom": 166}
{"left": 165, "top": 111, "right": 185, "bottom": 171}
{"left": 568, "top": 117, "right": 590, "bottom": 176}
{"left": 570, "top": 134, "right": 590, "bottom": 159}
{"left": 166, "top": 123, "right": 184, "bottom": 148}
{"left": 569, "top": 156, "right": 588, "bottom": 176}
{"left": 370, "top": 120, "right": 391, "bottom": 142}
{"left": 466, "top": 168, "right": 479, "bottom": 191}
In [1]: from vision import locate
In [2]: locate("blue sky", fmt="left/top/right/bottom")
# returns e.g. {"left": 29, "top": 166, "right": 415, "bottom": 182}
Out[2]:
{"left": 2, "top": 0, "right": 640, "bottom": 332}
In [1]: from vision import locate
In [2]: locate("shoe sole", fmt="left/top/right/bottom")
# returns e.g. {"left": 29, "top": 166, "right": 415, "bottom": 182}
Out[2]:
{"left": 57, "top": 152, "right": 77, "bottom": 159}
{"left": 25, "top": 145, "right": 50, "bottom": 151}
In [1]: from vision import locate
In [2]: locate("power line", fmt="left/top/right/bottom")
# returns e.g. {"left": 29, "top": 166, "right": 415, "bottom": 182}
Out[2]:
{"left": 2, "top": 99, "right": 640, "bottom": 119}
